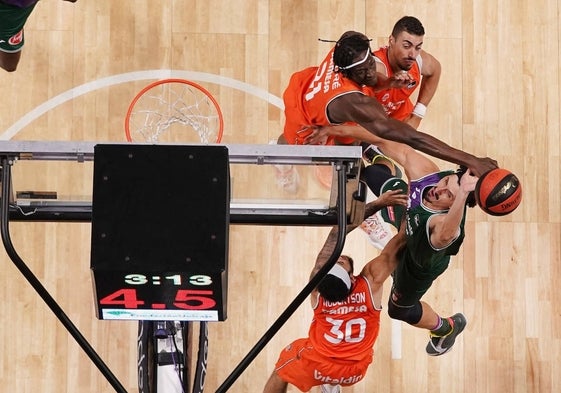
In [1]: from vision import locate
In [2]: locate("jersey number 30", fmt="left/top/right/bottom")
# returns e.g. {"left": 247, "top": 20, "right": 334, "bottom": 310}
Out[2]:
{"left": 324, "top": 317, "right": 366, "bottom": 344}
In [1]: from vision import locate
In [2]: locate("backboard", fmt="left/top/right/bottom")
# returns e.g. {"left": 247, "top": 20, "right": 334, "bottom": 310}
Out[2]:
{"left": 0, "top": 140, "right": 364, "bottom": 322}
{"left": 1, "top": 141, "right": 365, "bottom": 226}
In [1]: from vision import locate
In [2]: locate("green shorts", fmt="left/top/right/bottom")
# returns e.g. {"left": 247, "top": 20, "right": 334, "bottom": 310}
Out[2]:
{"left": 0, "top": 1, "right": 37, "bottom": 53}
{"left": 390, "top": 249, "right": 451, "bottom": 306}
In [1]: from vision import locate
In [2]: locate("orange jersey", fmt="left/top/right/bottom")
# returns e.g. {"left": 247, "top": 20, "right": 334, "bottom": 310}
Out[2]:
{"left": 309, "top": 275, "right": 381, "bottom": 362}
{"left": 371, "top": 46, "right": 422, "bottom": 121}
{"left": 282, "top": 48, "right": 368, "bottom": 145}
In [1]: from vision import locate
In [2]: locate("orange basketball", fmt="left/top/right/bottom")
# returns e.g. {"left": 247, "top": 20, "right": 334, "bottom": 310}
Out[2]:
{"left": 475, "top": 168, "right": 522, "bottom": 216}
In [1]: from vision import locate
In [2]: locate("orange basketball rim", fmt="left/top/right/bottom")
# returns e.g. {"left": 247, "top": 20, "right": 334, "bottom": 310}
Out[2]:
{"left": 125, "top": 78, "right": 224, "bottom": 144}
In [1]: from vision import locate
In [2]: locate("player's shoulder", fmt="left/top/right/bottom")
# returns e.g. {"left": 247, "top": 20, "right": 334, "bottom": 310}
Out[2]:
{"left": 419, "top": 50, "right": 441, "bottom": 75}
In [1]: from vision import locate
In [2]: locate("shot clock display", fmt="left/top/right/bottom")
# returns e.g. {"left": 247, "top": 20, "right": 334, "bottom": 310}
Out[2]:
{"left": 90, "top": 144, "right": 230, "bottom": 322}
{"left": 92, "top": 271, "right": 226, "bottom": 321}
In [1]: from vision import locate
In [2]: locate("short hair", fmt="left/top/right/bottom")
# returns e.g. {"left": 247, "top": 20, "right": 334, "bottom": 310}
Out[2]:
{"left": 333, "top": 32, "right": 372, "bottom": 78}
{"left": 318, "top": 275, "right": 350, "bottom": 302}
{"left": 455, "top": 166, "right": 476, "bottom": 208}
{"left": 317, "top": 255, "right": 355, "bottom": 302}
{"left": 391, "top": 16, "right": 425, "bottom": 38}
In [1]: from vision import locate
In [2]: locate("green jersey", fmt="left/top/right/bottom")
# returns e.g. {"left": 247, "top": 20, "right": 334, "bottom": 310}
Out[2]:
{"left": 392, "top": 171, "right": 466, "bottom": 305}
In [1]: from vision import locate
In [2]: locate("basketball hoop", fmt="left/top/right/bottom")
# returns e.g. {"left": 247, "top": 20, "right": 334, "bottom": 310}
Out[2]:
{"left": 125, "top": 78, "right": 224, "bottom": 143}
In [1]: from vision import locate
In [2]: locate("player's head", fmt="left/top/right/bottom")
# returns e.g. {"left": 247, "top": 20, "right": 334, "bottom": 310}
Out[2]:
{"left": 422, "top": 168, "right": 476, "bottom": 210}
{"left": 388, "top": 16, "right": 425, "bottom": 71}
{"left": 333, "top": 31, "right": 378, "bottom": 87}
{"left": 391, "top": 16, "right": 425, "bottom": 38}
{"left": 317, "top": 255, "right": 355, "bottom": 302}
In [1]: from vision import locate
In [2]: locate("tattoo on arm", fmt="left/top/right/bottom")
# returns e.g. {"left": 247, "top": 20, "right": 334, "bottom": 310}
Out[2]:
{"left": 311, "top": 227, "right": 340, "bottom": 279}
{"left": 311, "top": 199, "right": 385, "bottom": 278}
{"left": 363, "top": 199, "right": 385, "bottom": 219}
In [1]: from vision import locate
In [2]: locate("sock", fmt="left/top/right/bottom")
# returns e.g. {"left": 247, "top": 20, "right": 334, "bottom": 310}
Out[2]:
{"left": 379, "top": 177, "right": 408, "bottom": 230}
{"left": 362, "top": 164, "right": 393, "bottom": 196}
{"left": 430, "top": 316, "right": 452, "bottom": 336}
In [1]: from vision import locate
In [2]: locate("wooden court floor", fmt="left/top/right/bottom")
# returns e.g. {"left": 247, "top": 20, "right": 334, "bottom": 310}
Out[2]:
{"left": 0, "top": 1, "right": 559, "bottom": 392}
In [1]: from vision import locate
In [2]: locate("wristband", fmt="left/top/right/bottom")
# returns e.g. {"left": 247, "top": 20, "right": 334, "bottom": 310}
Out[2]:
{"left": 412, "top": 102, "right": 427, "bottom": 119}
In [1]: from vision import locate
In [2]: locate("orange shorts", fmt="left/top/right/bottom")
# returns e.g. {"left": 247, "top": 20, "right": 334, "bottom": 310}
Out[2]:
{"left": 274, "top": 338, "right": 372, "bottom": 392}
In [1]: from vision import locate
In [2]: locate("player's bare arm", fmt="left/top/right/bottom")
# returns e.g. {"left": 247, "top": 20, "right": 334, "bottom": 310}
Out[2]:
{"left": 361, "top": 224, "right": 406, "bottom": 288}
{"left": 372, "top": 71, "right": 416, "bottom": 91}
{"left": 310, "top": 190, "right": 407, "bottom": 282}
{"left": 402, "top": 50, "right": 441, "bottom": 129}
{"left": 315, "top": 125, "right": 439, "bottom": 179}
{"left": 416, "top": 50, "right": 441, "bottom": 108}
{"left": 311, "top": 93, "right": 497, "bottom": 177}
{"left": 429, "top": 170, "right": 478, "bottom": 248}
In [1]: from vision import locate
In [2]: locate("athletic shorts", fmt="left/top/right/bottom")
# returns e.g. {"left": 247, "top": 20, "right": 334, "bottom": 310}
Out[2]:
{"left": 0, "top": 1, "right": 37, "bottom": 53}
{"left": 274, "top": 337, "right": 372, "bottom": 392}
{"left": 390, "top": 250, "right": 450, "bottom": 307}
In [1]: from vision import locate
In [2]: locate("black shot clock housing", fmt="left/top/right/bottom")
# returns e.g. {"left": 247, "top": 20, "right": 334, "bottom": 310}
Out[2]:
{"left": 90, "top": 144, "right": 230, "bottom": 321}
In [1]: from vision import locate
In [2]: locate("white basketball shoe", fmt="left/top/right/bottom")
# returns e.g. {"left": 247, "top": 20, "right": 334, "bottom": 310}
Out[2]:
{"left": 360, "top": 210, "right": 394, "bottom": 250}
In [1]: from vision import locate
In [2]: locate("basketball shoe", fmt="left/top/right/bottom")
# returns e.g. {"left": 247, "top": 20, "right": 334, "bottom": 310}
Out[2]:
{"left": 362, "top": 143, "right": 403, "bottom": 178}
{"left": 360, "top": 210, "right": 394, "bottom": 250}
{"left": 426, "top": 313, "right": 467, "bottom": 356}
{"left": 321, "top": 384, "right": 341, "bottom": 393}
{"left": 361, "top": 143, "right": 384, "bottom": 164}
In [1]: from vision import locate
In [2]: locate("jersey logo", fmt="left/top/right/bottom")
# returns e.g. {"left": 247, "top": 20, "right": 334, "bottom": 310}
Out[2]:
{"left": 411, "top": 186, "right": 421, "bottom": 200}
{"left": 8, "top": 30, "right": 23, "bottom": 46}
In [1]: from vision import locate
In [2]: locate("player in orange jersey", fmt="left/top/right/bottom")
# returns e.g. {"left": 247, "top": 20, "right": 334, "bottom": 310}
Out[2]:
{"left": 371, "top": 16, "right": 441, "bottom": 129}
{"left": 282, "top": 31, "right": 494, "bottom": 174}
{"left": 361, "top": 16, "right": 442, "bottom": 252}
{"left": 263, "top": 189, "right": 408, "bottom": 393}
{"left": 276, "top": 31, "right": 495, "bottom": 193}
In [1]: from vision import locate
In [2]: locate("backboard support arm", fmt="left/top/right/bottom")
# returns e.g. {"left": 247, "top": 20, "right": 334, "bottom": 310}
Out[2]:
{"left": 215, "top": 163, "right": 349, "bottom": 393}
{"left": 0, "top": 141, "right": 364, "bottom": 392}
{"left": 0, "top": 156, "right": 129, "bottom": 393}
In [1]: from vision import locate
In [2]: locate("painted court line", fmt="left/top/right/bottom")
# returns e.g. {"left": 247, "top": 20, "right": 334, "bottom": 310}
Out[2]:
{"left": 1, "top": 70, "right": 284, "bottom": 140}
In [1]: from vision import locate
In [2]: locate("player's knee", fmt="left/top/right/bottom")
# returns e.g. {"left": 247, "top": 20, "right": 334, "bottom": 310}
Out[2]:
{"left": 362, "top": 164, "right": 393, "bottom": 196}
{"left": 387, "top": 298, "right": 423, "bottom": 325}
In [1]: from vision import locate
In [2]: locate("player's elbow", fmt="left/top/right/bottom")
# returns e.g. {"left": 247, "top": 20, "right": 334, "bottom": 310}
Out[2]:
{"left": 431, "top": 231, "right": 459, "bottom": 249}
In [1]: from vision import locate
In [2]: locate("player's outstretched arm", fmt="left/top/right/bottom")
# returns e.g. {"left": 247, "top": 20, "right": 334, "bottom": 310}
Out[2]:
{"left": 321, "top": 94, "right": 497, "bottom": 177}
{"left": 429, "top": 169, "right": 478, "bottom": 249}
{"left": 307, "top": 123, "right": 439, "bottom": 180}
{"left": 361, "top": 223, "right": 406, "bottom": 289}
{"left": 310, "top": 190, "right": 407, "bottom": 281}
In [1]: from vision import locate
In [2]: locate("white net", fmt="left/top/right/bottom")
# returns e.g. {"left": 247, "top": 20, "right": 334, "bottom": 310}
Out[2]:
{"left": 126, "top": 79, "right": 223, "bottom": 144}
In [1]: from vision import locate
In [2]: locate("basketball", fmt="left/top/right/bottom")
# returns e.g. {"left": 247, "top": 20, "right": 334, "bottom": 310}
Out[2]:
{"left": 475, "top": 168, "right": 522, "bottom": 216}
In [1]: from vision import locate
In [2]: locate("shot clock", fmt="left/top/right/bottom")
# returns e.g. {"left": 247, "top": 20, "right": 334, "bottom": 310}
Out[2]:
{"left": 92, "top": 271, "right": 226, "bottom": 321}
{"left": 90, "top": 144, "right": 230, "bottom": 321}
